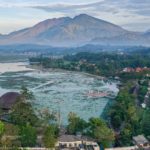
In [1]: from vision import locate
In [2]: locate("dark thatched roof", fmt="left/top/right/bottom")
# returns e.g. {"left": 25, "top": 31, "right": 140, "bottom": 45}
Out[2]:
{"left": 0, "top": 92, "right": 20, "bottom": 110}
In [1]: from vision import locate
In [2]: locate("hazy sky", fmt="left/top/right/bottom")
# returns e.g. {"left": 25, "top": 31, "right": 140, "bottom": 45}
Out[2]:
{"left": 0, "top": 0, "right": 150, "bottom": 34}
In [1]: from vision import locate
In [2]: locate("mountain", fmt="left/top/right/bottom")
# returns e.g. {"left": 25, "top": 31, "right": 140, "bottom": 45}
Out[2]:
{"left": 0, "top": 34, "right": 3, "bottom": 39}
{"left": 0, "top": 14, "right": 149, "bottom": 47}
{"left": 146, "top": 29, "right": 150, "bottom": 33}
{"left": 144, "top": 29, "right": 150, "bottom": 36}
{"left": 91, "top": 32, "right": 150, "bottom": 46}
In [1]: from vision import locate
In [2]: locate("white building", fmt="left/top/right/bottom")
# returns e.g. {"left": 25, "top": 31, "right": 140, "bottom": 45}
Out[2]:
{"left": 56, "top": 134, "right": 100, "bottom": 150}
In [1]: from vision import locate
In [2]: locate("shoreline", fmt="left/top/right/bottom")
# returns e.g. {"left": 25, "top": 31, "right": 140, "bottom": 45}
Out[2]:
{"left": 29, "top": 64, "right": 106, "bottom": 80}
{"left": 0, "top": 62, "right": 34, "bottom": 74}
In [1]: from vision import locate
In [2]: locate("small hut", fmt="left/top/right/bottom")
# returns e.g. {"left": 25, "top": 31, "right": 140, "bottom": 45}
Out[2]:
{"left": 0, "top": 92, "right": 20, "bottom": 112}
{"left": 133, "top": 135, "right": 149, "bottom": 149}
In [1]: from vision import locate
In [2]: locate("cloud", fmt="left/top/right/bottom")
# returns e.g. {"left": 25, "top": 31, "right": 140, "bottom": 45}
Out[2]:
{"left": 29, "top": 0, "right": 150, "bottom": 16}
{"left": 105, "top": 0, "right": 150, "bottom": 16}
{"left": 0, "top": 0, "right": 149, "bottom": 18}
{"left": 0, "top": 0, "right": 149, "bottom": 32}
{"left": 32, "top": 1, "right": 104, "bottom": 12}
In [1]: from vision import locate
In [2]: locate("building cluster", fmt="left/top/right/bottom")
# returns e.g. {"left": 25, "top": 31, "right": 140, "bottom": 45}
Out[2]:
{"left": 74, "top": 59, "right": 98, "bottom": 73}
{"left": 122, "top": 67, "right": 150, "bottom": 73}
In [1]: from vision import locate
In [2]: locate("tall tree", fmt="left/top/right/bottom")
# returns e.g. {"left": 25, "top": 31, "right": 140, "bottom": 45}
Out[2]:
{"left": 67, "top": 112, "right": 88, "bottom": 134}
{"left": 88, "top": 118, "right": 115, "bottom": 148}
{"left": 141, "top": 109, "right": 150, "bottom": 136}
{"left": 0, "top": 121, "right": 4, "bottom": 137}
{"left": 20, "top": 86, "right": 34, "bottom": 101}
{"left": 10, "top": 87, "right": 38, "bottom": 126}
{"left": 119, "top": 124, "right": 132, "bottom": 146}
{"left": 43, "top": 125, "right": 58, "bottom": 148}
{"left": 10, "top": 101, "right": 38, "bottom": 126}
{"left": 19, "top": 124, "right": 37, "bottom": 147}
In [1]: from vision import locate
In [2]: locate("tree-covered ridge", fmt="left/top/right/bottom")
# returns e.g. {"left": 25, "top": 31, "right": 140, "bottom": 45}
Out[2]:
{"left": 29, "top": 49, "right": 150, "bottom": 76}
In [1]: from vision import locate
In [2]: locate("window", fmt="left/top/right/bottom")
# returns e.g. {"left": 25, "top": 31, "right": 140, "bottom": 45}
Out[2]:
{"left": 64, "top": 144, "right": 67, "bottom": 148}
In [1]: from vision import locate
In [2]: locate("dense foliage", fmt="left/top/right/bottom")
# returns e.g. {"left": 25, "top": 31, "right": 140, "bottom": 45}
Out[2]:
{"left": 67, "top": 112, "right": 88, "bottom": 134}
{"left": 43, "top": 125, "right": 59, "bottom": 148}
{"left": 19, "top": 124, "right": 37, "bottom": 147}
{"left": 110, "top": 80, "right": 150, "bottom": 146}
{"left": 67, "top": 113, "right": 115, "bottom": 148}
{"left": 10, "top": 101, "right": 38, "bottom": 126}
{"left": 30, "top": 50, "right": 150, "bottom": 76}
{"left": 141, "top": 109, "right": 150, "bottom": 136}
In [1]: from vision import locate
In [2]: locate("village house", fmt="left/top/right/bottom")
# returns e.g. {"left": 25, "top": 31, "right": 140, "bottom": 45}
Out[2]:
{"left": 0, "top": 92, "right": 20, "bottom": 122}
{"left": 105, "top": 135, "right": 150, "bottom": 150}
{"left": 133, "top": 135, "right": 150, "bottom": 149}
{"left": 141, "top": 103, "right": 146, "bottom": 108}
{"left": 122, "top": 67, "right": 134, "bottom": 73}
{"left": 56, "top": 134, "right": 100, "bottom": 150}
{"left": 135, "top": 67, "right": 142, "bottom": 73}
{"left": 32, "top": 134, "right": 100, "bottom": 150}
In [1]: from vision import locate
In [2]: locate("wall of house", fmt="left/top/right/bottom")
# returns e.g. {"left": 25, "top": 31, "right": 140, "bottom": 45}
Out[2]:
{"left": 56, "top": 140, "right": 100, "bottom": 150}
{"left": 56, "top": 141, "right": 82, "bottom": 148}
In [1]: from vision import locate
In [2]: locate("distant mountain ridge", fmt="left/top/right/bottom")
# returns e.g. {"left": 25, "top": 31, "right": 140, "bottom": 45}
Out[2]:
{"left": 0, "top": 14, "right": 149, "bottom": 47}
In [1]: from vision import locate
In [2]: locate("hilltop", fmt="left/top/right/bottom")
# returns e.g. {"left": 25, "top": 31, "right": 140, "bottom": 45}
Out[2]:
{"left": 0, "top": 14, "right": 149, "bottom": 47}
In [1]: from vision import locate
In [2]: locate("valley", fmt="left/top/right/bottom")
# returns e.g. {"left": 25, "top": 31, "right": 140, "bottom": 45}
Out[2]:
{"left": 0, "top": 3, "right": 150, "bottom": 148}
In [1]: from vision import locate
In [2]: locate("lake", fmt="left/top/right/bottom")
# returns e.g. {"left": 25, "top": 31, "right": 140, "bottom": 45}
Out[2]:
{"left": 0, "top": 62, "right": 119, "bottom": 124}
